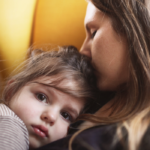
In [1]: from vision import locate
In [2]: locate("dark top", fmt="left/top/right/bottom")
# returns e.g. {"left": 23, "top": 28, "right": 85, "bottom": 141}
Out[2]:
{"left": 36, "top": 123, "right": 150, "bottom": 150}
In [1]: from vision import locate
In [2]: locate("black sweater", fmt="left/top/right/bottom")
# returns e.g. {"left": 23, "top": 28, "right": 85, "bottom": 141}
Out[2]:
{"left": 36, "top": 123, "right": 150, "bottom": 150}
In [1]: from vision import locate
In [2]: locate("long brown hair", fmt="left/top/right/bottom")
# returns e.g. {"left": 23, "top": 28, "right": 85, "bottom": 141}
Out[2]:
{"left": 2, "top": 46, "right": 99, "bottom": 113}
{"left": 70, "top": 0, "right": 150, "bottom": 150}
{"left": 86, "top": 0, "right": 150, "bottom": 121}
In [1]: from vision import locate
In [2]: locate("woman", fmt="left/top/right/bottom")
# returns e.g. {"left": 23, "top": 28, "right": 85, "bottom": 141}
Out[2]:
{"left": 37, "top": 0, "right": 150, "bottom": 150}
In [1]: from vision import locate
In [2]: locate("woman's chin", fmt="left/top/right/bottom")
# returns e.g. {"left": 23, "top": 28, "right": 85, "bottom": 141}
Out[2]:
{"left": 97, "top": 80, "right": 116, "bottom": 91}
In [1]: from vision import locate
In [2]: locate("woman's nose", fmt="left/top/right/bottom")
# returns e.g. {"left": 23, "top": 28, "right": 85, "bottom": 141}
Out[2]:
{"left": 80, "top": 39, "right": 91, "bottom": 59}
{"left": 41, "top": 109, "right": 58, "bottom": 126}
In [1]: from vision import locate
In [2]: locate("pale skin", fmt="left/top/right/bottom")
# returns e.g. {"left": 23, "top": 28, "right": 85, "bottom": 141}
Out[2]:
{"left": 80, "top": 2, "right": 129, "bottom": 91}
{"left": 80, "top": 2, "right": 129, "bottom": 127}
{"left": 9, "top": 76, "right": 85, "bottom": 149}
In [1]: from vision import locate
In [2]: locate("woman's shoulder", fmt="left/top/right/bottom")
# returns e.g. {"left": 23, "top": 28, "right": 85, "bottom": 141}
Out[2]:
{"left": 71, "top": 124, "right": 150, "bottom": 150}
{"left": 37, "top": 124, "right": 150, "bottom": 150}
{"left": 139, "top": 125, "right": 150, "bottom": 150}
{"left": 72, "top": 124, "right": 125, "bottom": 150}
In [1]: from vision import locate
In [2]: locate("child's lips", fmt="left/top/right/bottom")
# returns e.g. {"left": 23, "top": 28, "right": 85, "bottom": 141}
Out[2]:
{"left": 32, "top": 125, "right": 48, "bottom": 138}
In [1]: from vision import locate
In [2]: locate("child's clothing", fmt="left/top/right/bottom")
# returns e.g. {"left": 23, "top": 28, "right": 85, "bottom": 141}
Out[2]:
{"left": 0, "top": 104, "right": 29, "bottom": 150}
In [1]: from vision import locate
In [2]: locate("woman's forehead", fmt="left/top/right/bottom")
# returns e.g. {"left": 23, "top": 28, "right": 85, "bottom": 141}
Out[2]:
{"left": 84, "top": 2, "right": 104, "bottom": 27}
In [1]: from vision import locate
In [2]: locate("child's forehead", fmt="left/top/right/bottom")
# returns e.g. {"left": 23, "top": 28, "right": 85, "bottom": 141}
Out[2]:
{"left": 30, "top": 76, "right": 77, "bottom": 89}
{"left": 30, "top": 76, "right": 62, "bottom": 86}
{"left": 32, "top": 76, "right": 55, "bottom": 84}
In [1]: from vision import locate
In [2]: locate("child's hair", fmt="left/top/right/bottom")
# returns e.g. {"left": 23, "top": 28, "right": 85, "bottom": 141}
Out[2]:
{"left": 2, "top": 46, "right": 99, "bottom": 113}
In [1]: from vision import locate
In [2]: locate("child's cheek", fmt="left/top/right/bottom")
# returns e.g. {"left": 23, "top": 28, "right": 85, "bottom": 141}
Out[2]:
{"left": 50, "top": 120, "right": 69, "bottom": 142}
{"left": 9, "top": 91, "right": 43, "bottom": 125}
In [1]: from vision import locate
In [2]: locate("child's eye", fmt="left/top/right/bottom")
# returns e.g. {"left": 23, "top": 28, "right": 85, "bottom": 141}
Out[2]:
{"left": 36, "top": 93, "right": 47, "bottom": 103}
{"left": 61, "top": 111, "right": 73, "bottom": 122}
{"left": 91, "top": 30, "right": 97, "bottom": 39}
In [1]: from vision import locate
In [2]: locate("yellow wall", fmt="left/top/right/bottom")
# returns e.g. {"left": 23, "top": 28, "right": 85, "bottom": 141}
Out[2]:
{"left": 32, "top": 0, "right": 87, "bottom": 50}
{"left": 0, "top": 0, "right": 37, "bottom": 78}
{"left": 0, "top": 0, "right": 87, "bottom": 80}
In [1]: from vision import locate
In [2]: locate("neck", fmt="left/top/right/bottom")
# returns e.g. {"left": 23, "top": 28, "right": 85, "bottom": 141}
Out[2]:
{"left": 95, "top": 98, "right": 115, "bottom": 117}
{"left": 79, "top": 98, "right": 116, "bottom": 129}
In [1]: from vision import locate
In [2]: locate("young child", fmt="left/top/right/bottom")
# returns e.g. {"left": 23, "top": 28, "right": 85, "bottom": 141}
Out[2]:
{"left": 0, "top": 46, "right": 98, "bottom": 150}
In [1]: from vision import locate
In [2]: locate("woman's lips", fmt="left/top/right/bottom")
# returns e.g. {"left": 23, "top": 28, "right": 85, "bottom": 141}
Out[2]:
{"left": 32, "top": 125, "right": 48, "bottom": 138}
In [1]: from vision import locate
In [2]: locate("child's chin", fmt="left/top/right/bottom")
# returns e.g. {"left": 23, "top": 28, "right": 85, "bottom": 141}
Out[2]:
{"left": 29, "top": 137, "right": 41, "bottom": 150}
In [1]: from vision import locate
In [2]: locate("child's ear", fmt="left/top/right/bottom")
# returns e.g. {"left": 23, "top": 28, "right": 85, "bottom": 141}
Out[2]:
{"left": 27, "top": 48, "right": 44, "bottom": 59}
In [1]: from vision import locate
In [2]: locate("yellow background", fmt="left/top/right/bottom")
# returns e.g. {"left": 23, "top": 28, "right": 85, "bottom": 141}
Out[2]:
{"left": 0, "top": 0, "right": 87, "bottom": 80}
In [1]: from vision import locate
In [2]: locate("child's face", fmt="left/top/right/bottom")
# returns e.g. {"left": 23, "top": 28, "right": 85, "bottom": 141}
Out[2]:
{"left": 9, "top": 77, "right": 85, "bottom": 149}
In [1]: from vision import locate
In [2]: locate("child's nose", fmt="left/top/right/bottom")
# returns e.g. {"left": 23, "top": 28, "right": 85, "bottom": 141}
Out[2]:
{"left": 41, "top": 109, "right": 58, "bottom": 126}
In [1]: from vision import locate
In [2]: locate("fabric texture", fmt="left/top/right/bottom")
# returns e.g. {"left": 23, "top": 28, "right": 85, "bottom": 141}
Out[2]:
{"left": 36, "top": 124, "right": 125, "bottom": 150}
{"left": 36, "top": 123, "right": 150, "bottom": 150}
{"left": 0, "top": 104, "right": 29, "bottom": 150}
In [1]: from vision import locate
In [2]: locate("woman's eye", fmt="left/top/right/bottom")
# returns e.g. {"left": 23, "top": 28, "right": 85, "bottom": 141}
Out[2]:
{"left": 91, "top": 30, "right": 97, "bottom": 38}
{"left": 36, "top": 93, "right": 47, "bottom": 103}
{"left": 61, "top": 112, "right": 72, "bottom": 122}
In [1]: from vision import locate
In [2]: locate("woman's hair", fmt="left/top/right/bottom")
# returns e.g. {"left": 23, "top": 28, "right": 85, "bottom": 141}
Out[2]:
{"left": 72, "top": 0, "right": 150, "bottom": 150}
{"left": 2, "top": 46, "right": 99, "bottom": 113}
